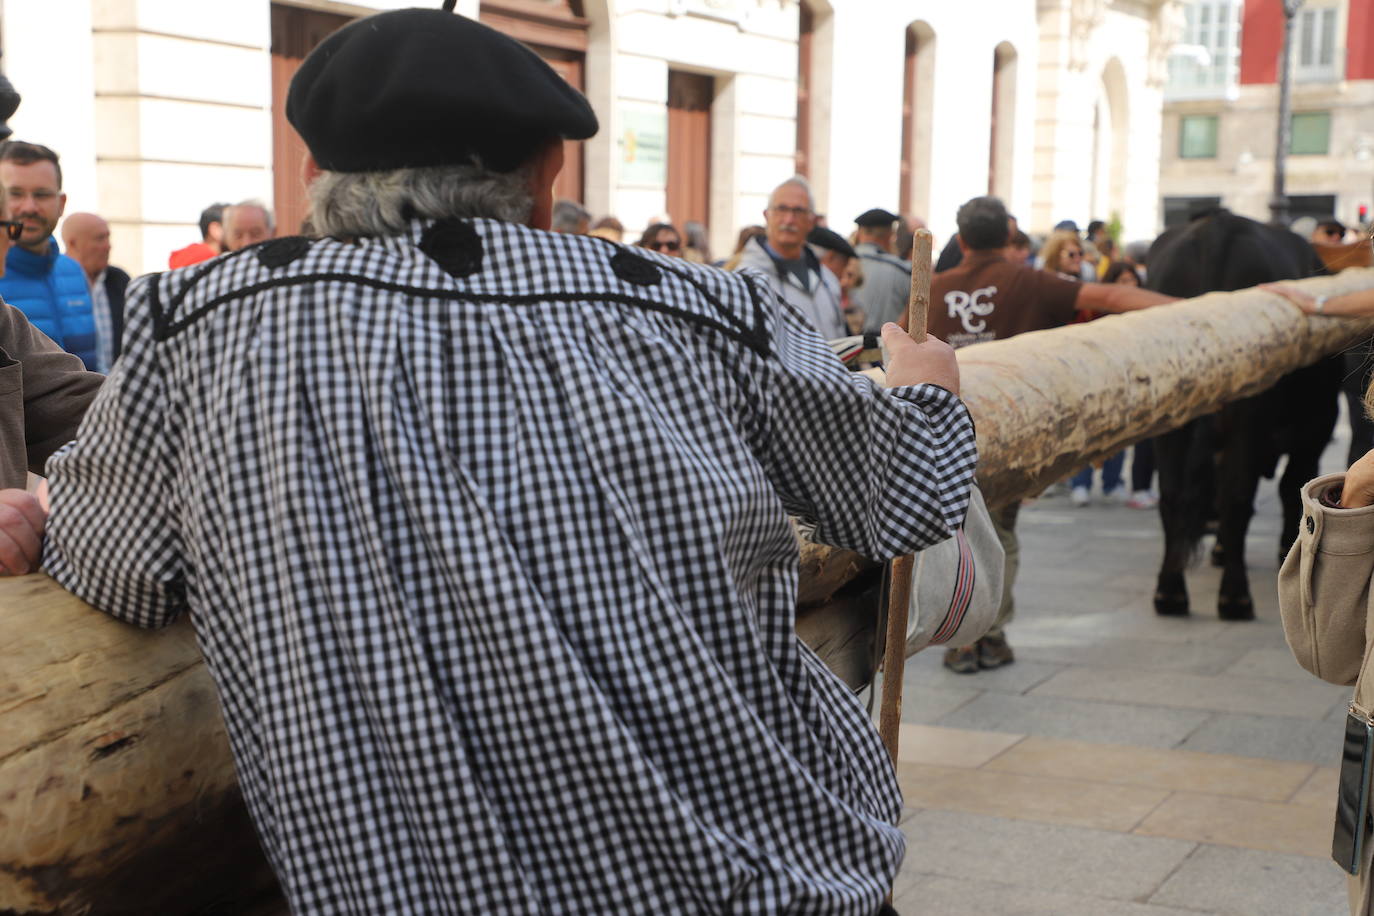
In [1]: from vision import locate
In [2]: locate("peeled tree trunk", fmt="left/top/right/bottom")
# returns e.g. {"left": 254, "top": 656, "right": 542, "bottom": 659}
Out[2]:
{"left": 3, "top": 270, "right": 1374, "bottom": 913}
{"left": 967, "top": 267, "right": 1374, "bottom": 509}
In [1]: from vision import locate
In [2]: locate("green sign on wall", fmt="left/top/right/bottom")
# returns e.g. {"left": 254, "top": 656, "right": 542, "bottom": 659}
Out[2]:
{"left": 619, "top": 108, "right": 668, "bottom": 187}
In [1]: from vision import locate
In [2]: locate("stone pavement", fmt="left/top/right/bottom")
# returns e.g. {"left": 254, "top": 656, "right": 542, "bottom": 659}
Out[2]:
{"left": 877, "top": 433, "right": 1358, "bottom": 915}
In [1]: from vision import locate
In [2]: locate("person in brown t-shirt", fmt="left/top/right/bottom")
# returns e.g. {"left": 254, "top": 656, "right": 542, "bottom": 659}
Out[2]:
{"left": 0, "top": 192, "right": 103, "bottom": 575}
{"left": 919, "top": 196, "right": 1174, "bottom": 675}
{"left": 921, "top": 197, "right": 1172, "bottom": 348}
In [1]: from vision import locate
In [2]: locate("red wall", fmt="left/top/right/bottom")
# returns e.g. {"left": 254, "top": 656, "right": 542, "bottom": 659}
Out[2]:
{"left": 1241, "top": 0, "right": 1283, "bottom": 84}
{"left": 1350, "top": 0, "right": 1374, "bottom": 80}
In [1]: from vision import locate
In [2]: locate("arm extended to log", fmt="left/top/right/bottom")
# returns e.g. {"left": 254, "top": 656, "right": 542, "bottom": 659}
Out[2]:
{"left": 969, "top": 268, "right": 1374, "bottom": 509}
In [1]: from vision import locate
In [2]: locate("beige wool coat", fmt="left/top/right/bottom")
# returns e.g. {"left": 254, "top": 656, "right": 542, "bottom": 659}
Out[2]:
{"left": 1279, "top": 472, "right": 1374, "bottom": 915}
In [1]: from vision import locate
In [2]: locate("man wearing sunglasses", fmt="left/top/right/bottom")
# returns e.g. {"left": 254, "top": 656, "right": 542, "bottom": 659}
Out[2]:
{"left": 1312, "top": 218, "right": 1348, "bottom": 245}
{"left": 0, "top": 141, "right": 98, "bottom": 371}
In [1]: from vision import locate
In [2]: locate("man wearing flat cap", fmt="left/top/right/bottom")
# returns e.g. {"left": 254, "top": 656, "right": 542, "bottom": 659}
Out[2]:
{"left": 850, "top": 208, "right": 912, "bottom": 334}
{"left": 39, "top": 7, "right": 977, "bottom": 914}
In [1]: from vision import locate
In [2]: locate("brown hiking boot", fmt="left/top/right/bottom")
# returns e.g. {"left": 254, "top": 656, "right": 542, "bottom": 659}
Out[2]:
{"left": 943, "top": 645, "right": 979, "bottom": 674}
{"left": 976, "top": 633, "right": 1015, "bottom": 669}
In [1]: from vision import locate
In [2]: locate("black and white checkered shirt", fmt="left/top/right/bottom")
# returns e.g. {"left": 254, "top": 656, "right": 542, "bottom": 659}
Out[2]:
{"left": 43, "top": 219, "right": 977, "bottom": 915}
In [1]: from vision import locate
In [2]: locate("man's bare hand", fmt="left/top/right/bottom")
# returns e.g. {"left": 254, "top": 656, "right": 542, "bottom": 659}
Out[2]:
{"left": 882, "top": 323, "right": 960, "bottom": 395}
{"left": 1261, "top": 283, "right": 1320, "bottom": 314}
{"left": 1342, "top": 449, "right": 1374, "bottom": 509}
{"left": 0, "top": 488, "right": 47, "bottom": 576}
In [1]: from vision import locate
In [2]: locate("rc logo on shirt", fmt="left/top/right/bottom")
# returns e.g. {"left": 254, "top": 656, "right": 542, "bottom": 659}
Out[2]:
{"left": 66, "top": 298, "right": 87, "bottom": 309}
{"left": 946, "top": 286, "right": 997, "bottom": 334}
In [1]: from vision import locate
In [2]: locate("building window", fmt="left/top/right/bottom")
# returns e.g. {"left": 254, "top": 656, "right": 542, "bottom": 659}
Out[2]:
{"left": 1179, "top": 115, "right": 1219, "bottom": 158}
{"left": 1164, "top": 196, "right": 1221, "bottom": 228}
{"left": 1166, "top": 0, "right": 1242, "bottom": 99}
{"left": 1293, "top": 5, "right": 1338, "bottom": 82}
{"left": 1291, "top": 111, "right": 1331, "bottom": 155}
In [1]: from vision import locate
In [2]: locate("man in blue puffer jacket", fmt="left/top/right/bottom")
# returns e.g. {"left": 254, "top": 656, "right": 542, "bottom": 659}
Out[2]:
{"left": 0, "top": 141, "right": 96, "bottom": 370}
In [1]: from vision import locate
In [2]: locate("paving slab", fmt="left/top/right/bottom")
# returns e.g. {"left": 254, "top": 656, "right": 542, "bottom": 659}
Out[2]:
{"left": 1012, "top": 637, "right": 1248, "bottom": 675}
{"left": 1222, "top": 647, "right": 1327, "bottom": 681}
{"left": 896, "top": 723, "right": 1023, "bottom": 769}
{"left": 1176, "top": 712, "right": 1347, "bottom": 765}
{"left": 896, "top": 763, "right": 1169, "bottom": 832}
{"left": 897, "top": 683, "right": 982, "bottom": 724}
{"left": 1029, "top": 666, "right": 1349, "bottom": 718}
{"left": 1011, "top": 608, "right": 1250, "bottom": 646}
{"left": 983, "top": 736, "right": 1315, "bottom": 802}
{"left": 1148, "top": 844, "right": 1348, "bottom": 916}
{"left": 936, "top": 692, "right": 1212, "bottom": 748}
{"left": 900, "top": 809, "right": 1197, "bottom": 901}
{"left": 893, "top": 874, "right": 1210, "bottom": 916}
{"left": 1134, "top": 792, "right": 1332, "bottom": 857}
{"left": 1290, "top": 766, "right": 1340, "bottom": 807}
{"left": 903, "top": 648, "right": 1062, "bottom": 695}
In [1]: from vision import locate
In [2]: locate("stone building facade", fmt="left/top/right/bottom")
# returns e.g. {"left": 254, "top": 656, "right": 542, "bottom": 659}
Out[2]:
{"left": 1159, "top": 0, "right": 1374, "bottom": 227}
{"left": 6, "top": 0, "right": 1180, "bottom": 275}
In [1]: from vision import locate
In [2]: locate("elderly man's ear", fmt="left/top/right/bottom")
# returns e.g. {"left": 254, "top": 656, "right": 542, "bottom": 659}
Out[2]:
{"left": 302, "top": 154, "right": 322, "bottom": 189}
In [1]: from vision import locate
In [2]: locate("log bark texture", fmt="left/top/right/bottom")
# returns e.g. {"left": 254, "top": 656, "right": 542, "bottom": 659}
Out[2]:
{"left": 968, "top": 267, "right": 1374, "bottom": 509}
{"left": 4, "top": 270, "right": 1374, "bottom": 912}
{"left": 0, "top": 576, "right": 285, "bottom": 914}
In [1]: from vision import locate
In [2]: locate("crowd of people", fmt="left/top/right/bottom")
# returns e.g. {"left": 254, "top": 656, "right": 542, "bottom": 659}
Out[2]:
{"left": 0, "top": 6, "right": 1372, "bottom": 914}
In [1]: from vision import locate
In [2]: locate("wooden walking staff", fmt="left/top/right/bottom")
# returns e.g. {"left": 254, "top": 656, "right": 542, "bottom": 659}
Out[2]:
{"left": 877, "top": 228, "right": 933, "bottom": 764}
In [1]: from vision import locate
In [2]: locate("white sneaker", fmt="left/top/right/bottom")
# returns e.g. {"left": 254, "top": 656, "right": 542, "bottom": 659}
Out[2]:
{"left": 1126, "top": 490, "right": 1158, "bottom": 510}
{"left": 1070, "top": 486, "right": 1091, "bottom": 507}
{"left": 1103, "top": 487, "right": 1129, "bottom": 505}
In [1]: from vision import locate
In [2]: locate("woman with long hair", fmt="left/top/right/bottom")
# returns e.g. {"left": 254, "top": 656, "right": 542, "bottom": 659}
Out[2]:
{"left": 1040, "top": 230, "right": 1085, "bottom": 281}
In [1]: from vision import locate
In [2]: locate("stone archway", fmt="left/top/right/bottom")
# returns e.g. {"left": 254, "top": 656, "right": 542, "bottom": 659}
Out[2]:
{"left": 1091, "top": 57, "right": 1130, "bottom": 223}
{"left": 990, "top": 41, "right": 1018, "bottom": 200}
{"left": 900, "top": 21, "right": 936, "bottom": 221}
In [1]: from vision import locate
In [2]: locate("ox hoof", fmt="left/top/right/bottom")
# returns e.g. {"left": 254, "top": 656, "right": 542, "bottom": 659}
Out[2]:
{"left": 1218, "top": 594, "right": 1255, "bottom": 621}
{"left": 1154, "top": 592, "right": 1190, "bottom": 616}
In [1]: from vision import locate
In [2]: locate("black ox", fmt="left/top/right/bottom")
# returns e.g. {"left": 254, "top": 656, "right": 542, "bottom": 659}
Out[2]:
{"left": 1146, "top": 208, "right": 1342, "bottom": 619}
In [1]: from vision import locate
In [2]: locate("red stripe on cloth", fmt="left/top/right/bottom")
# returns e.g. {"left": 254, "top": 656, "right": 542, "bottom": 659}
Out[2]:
{"left": 931, "top": 528, "right": 975, "bottom": 644}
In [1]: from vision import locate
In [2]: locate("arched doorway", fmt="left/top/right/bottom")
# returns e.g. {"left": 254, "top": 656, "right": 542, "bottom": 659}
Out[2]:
{"left": 900, "top": 22, "right": 936, "bottom": 221}
{"left": 989, "top": 42, "right": 1017, "bottom": 200}
{"left": 1090, "top": 57, "right": 1129, "bottom": 223}
{"left": 796, "top": 0, "right": 834, "bottom": 211}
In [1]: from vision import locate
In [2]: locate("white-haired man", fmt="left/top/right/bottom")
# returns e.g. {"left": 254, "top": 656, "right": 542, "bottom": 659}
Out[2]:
{"left": 221, "top": 200, "right": 273, "bottom": 251}
{"left": 734, "top": 175, "right": 847, "bottom": 339}
{"left": 37, "top": 8, "right": 977, "bottom": 914}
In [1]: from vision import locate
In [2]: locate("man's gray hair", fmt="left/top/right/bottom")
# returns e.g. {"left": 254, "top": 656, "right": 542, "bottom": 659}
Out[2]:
{"left": 769, "top": 174, "right": 816, "bottom": 212}
{"left": 955, "top": 196, "right": 1011, "bottom": 251}
{"left": 307, "top": 163, "right": 534, "bottom": 238}
{"left": 551, "top": 199, "right": 590, "bottom": 233}
{"left": 229, "top": 199, "right": 275, "bottom": 232}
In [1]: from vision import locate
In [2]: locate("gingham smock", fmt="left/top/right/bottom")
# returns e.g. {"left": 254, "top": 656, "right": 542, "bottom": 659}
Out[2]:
{"left": 42, "top": 219, "right": 978, "bottom": 915}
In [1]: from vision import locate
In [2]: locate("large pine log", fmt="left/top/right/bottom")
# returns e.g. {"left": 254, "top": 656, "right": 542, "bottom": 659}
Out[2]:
{"left": 4, "top": 270, "right": 1374, "bottom": 913}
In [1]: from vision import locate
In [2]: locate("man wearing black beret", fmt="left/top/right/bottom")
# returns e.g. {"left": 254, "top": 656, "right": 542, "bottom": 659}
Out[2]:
{"left": 850, "top": 208, "right": 912, "bottom": 333}
{"left": 39, "top": 6, "right": 978, "bottom": 914}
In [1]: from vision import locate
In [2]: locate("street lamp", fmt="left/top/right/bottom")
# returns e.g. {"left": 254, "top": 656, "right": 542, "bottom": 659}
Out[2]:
{"left": 1269, "top": 0, "right": 1304, "bottom": 227}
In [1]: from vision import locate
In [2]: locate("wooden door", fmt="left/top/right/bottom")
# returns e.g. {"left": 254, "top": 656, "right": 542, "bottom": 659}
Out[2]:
{"left": 667, "top": 70, "right": 713, "bottom": 229}
{"left": 480, "top": 1, "right": 589, "bottom": 205}
{"left": 796, "top": 3, "right": 813, "bottom": 176}
{"left": 270, "top": 4, "right": 353, "bottom": 236}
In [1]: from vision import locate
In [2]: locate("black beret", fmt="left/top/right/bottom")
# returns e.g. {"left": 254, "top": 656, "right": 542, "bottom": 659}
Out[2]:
{"left": 287, "top": 10, "right": 598, "bottom": 174}
{"left": 855, "top": 208, "right": 899, "bottom": 228}
{"left": 807, "top": 227, "right": 856, "bottom": 260}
